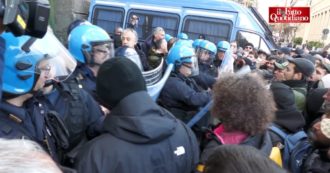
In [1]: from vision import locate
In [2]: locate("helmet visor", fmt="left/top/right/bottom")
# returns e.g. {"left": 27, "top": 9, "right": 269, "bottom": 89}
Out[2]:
{"left": 92, "top": 40, "right": 115, "bottom": 60}
{"left": 182, "top": 55, "right": 199, "bottom": 77}
{"left": 190, "top": 55, "right": 199, "bottom": 76}
{"left": 29, "top": 28, "right": 77, "bottom": 81}
{"left": 198, "top": 49, "right": 215, "bottom": 61}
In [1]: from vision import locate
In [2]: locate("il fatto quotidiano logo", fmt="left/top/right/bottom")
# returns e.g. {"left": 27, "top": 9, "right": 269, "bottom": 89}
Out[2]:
{"left": 269, "top": 7, "right": 310, "bottom": 23}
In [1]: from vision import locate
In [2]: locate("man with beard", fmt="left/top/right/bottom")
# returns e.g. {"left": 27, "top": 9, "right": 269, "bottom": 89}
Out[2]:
{"left": 303, "top": 90, "right": 330, "bottom": 172}
{"left": 274, "top": 58, "right": 315, "bottom": 112}
{"left": 142, "top": 27, "right": 165, "bottom": 57}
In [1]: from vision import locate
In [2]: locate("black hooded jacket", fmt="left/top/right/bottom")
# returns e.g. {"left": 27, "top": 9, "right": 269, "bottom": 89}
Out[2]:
{"left": 271, "top": 82, "right": 306, "bottom": 133}
{"left": 75, "top": 91, "right": 199, "bottom": 173}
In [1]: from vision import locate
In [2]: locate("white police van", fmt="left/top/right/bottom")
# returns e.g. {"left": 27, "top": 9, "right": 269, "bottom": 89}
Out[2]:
{"left": 89, "top": 0, "right": 277, "bottom": 53}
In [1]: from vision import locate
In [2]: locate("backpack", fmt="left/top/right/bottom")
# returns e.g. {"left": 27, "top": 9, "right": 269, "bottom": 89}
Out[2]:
{"left": 269, "top": 125, "right": 313, "bottom": 173}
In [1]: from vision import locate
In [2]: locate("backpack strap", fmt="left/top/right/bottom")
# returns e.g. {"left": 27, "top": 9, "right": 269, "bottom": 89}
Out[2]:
{"left": 268, "top": 125, "right": 290, "bottom": 167}
{"left": 287, "top": 131, "right": 307, "bottom": 147}
{"left": 268, "top": 125, "right": 288, "bottom": 139}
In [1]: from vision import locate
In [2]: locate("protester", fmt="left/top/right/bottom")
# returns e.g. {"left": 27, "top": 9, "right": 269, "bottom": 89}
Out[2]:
{"left": 201, "top": 73, "right": 276, "bottom": 162}
{"left": 76, "top": 58, "right": 199, "bottom": 173}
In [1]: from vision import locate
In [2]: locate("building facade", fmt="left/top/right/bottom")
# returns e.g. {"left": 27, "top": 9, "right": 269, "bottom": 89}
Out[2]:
{"left": 296, "top": 0, "right": 330, "bottom": 46}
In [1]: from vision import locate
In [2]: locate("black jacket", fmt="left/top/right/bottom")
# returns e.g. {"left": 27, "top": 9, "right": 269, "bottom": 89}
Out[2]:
{"left": 159, "top": 73, "right": 211, "bottom": 122}
{"left": 303, "top": 149, "right": 330, "bottom": 173}
{"left": 75, "top": 91, "right": 199, "bottom": 173}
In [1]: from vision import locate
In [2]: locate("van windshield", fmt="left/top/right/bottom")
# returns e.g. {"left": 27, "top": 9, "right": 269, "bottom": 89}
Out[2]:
{"left": 236, "top": 31, "right": 270, "bottom": 54}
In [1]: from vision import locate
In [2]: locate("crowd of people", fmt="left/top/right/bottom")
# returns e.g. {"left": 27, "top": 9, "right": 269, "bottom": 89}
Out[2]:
{"left": 1, "top": 13, "right": 330, "bottom": 173}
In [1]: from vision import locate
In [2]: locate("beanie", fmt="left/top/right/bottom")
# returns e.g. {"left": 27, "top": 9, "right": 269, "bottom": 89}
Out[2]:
{"left": 96, "top": 57, "right": 146, "bottom": 109}
{"left": 321, "top": 118, "right": 330, "bottom": 139}
{"left": 288, "top": 58, "right": 315, "bottom": 77}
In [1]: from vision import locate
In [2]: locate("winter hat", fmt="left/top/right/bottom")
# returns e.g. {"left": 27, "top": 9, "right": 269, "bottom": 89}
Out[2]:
{"left": 321, "top": 118, "right": 330, "bottom": 139}
{"left": 288, "top": 58, "right": 315, "bottom": 77}
{"left": 302, "top": 54, "right": 316, "bottom": 65}
{"left": 278, "top": 47, "right": 291, "bottom": 55}
{"left": 274, "top": 59, "right": 289, "bottom": 70}
{"left": 96, "top": 57, "right": 146, "bottom": 109}
{"left": 295, "top": 48, "right": 304, "bottom": 56}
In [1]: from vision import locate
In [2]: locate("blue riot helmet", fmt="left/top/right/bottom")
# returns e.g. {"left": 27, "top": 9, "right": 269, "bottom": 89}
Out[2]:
{"left": 193, "top": 39, "right": 203, "bottom": 57}
{"left": 217, "top": 41, "right": 230, "bottom": 52}
{"left": 165, "top": 34, "right": 173, "bottom": 42}
{"left": 198, "top": 40, "right": 217, "bottom": 63}
{"left": 68, "top": 24, "right": 114, "bottom": 65}
{"left": 177, "top": 32, "right": 188, "bottom": 40}
{"left": 216, "top": 41, "right": 230, "bottom": 62}
{"left": 192, "top": 39, "right": 203, "bottom": 49}
{"left": 2, "top": 29, "right": 77, "bottom": 97}
{"left": 173, "top": 39, "right": 193, "bottom": 48}
{"left": 167, "top": 45, "right": 199, "bottom": 77}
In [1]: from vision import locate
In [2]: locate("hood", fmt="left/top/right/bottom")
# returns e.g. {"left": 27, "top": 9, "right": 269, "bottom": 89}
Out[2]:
{"left": 274, "top": 110, "right": 305, "bottom": 133}
{"left": 241, "top": 131, "right": 273, "bottom": 156}
{"left": 103, "top": 91, "right": 177, "bottom": 144}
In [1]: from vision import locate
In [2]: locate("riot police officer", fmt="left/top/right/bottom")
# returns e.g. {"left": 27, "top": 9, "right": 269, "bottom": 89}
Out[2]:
{"left": 68, "top": 24, "right": 114, "bottom": 100}
{"left": 0, "top": 0, "right": 50, "bottom": 100}
{"left": 158, "top": 44, "right": 211, "bottom": 123}
{"left": 215, "top": 40, "right": 230, "bottom": 68}
{"left": 0, "top": 29, "right": 77, "bottom": 162}
{"left": 193, "top": 40, "right": 218, "bottom": 90}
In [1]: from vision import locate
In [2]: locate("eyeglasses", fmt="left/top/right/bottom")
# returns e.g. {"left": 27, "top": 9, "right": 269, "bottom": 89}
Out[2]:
{"left": 38, "top": 64, "right": 51, "bottom": 76}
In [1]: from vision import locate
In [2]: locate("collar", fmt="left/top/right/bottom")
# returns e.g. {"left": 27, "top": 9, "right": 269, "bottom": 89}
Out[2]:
{"left": 78, "top": 65, "right": 96, "bottom": 80}
{"left": 0, "top": 101, "right": 28, "bottom": 123}
{"left": 282, "top": 80, "right": 307, "bottom": 88}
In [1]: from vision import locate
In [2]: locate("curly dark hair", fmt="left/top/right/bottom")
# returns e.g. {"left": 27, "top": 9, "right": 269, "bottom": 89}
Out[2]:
{"left": 212, "top": 73, "right": 276, "bottom": 135}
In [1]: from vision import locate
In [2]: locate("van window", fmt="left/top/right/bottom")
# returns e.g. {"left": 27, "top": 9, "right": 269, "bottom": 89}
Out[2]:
{"left": 91, "top": 6, "right": 125, "bottom": 36}
{"left": 127, "top": 10, "right": 179, "bottom": 40}
{"left": 236, "top": 31, "right": 270, "bottom": 53}
{"left": 182, "top": 16, "right": 232, "bottom": 43}
{"left": 259, "top": 38, "right": 271, "bottom": 54}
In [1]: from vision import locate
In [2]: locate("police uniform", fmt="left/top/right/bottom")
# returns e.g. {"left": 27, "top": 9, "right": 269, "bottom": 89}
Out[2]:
{"left": 41, "top": 80, "right": 104, "bottom": 166}
{"left": 159, "top": 72, "right": 211, "bottom": 123}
